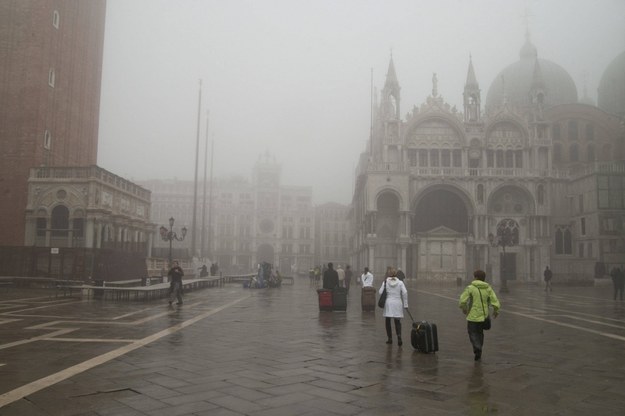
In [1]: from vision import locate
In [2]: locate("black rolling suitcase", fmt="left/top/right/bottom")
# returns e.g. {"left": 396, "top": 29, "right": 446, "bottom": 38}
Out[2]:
{"left": 406, "top": 310, "right": 438, "bottom": 353}
{"left": 332, "top": 287, "right": 347, "bottom": 311}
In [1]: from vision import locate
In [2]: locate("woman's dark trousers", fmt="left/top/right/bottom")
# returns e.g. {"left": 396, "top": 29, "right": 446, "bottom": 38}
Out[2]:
{"left": 385, "top": 317, "right": 401, "bottom": 340}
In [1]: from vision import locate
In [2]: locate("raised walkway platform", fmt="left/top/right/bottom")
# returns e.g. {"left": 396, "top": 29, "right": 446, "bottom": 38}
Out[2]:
{"left": 58, "top": 276, "right": 233, "bottom": 301}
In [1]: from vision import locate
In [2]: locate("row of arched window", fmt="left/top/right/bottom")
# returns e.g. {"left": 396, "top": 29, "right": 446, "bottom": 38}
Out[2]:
{"left": 36, "top": 206, "right": 83, "bottom": 238}
{"left": 476, "top": 184, "right": 545, "bottom": 206}
{"left": 35, "top": 205, "right": 147, "bottom": 249}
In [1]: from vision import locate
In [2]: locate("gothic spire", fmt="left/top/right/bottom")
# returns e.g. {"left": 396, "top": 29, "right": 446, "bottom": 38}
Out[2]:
{"left": 465, "top": 54, "right": 479, "bottom": 88}
{"left": 464, "top": 55, "right": 481, "bottom": 122}
{"left": 381, "top": 53, "right": 401, "bottom": 120}
{"left": 384, "top": 54, "right": 400, "bottom": 91}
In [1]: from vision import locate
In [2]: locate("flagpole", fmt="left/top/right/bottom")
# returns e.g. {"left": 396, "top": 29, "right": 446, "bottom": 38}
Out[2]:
{"left": 369, "top": 67, "right": 373, "bottom": 155}
{"left": 200, "top": 110, "right": 209, "bottom": 260}
{"left": 191, "top": 79, "right": 202, "bottom": 260}
{"left": 207, "top": 137, "right": 215, "bottom": 262}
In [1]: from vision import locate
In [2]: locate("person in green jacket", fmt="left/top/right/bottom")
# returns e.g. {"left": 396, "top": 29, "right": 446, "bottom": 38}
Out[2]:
{"left": 459, "top": 269, "right": 501, "bottom": 361}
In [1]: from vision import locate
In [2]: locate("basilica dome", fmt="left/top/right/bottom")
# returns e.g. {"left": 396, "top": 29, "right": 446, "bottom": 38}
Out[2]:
{"left": 485, "top": 38, "right": 578, "bottom": 113}
{"left": 598, "top": 50, "right": 625, "bottom": 118}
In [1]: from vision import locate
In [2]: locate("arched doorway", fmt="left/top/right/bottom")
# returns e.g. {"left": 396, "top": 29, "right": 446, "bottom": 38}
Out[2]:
{"left": 375, "top": 191, "right": 400, "bottom": 276}
{"left": 412, "top": 188, "right": 471, "bottom": 281}
{"left": 495, "top": 218, "right": 520, "bottom": 283}
{"left": 487, "top": 185, "right": 535, "bottom": 282}
{"left": 51, "top": 205, "right": 69, "bottom": 247}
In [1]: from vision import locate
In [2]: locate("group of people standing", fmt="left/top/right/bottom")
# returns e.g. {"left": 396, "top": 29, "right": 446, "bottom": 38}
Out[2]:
{"left": 318, "top": 263, "right": 354, "bottom": 292}
{"left": 323, "top": 264, "right": 410, "bottom": 346}
{"left": 326, "top": 264, "right": 500, "bottom": 361}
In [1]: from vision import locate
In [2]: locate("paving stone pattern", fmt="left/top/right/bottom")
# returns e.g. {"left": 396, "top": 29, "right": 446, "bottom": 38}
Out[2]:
{"left": 1, "top": 279, "right": 625, "bottom": 415}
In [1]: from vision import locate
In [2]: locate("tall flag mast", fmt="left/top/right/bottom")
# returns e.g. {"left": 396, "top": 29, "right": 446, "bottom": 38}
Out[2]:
{"left": 191, "top": 79, "right": 202, "bottom": 259}
{"left": 200, "top": 110, "right": 210, "bottom": 260}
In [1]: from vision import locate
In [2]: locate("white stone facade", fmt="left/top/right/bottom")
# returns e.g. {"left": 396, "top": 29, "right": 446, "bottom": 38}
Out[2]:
{"left": 350, "top": 49, "right": 625, "bottom": 285}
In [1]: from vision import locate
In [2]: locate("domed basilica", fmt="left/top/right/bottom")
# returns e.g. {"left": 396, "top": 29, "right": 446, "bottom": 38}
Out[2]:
{"left": 350, "top": 36, "right": 625, "bottom": 285}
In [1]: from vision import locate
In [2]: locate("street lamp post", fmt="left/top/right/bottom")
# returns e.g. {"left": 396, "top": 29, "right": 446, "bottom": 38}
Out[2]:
{"left": 488, "top": 228, "right": 512, "bottom": 293}
{"left": 159, "top": 217, "right": 187, "bottom": 267}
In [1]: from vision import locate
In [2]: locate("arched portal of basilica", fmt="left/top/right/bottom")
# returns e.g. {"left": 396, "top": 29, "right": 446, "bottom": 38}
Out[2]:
{"left": 412, "top": 188, "right": 471, "bottom": 281}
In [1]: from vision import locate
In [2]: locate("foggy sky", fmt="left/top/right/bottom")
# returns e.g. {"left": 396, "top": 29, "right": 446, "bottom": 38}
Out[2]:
{"left": 97, "top": 0, "right": 625, "bottom": 205}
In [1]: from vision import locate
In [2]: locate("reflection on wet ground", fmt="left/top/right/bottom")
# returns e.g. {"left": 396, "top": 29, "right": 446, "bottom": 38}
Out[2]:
{"left": 1, "top": 280, "right": 625, "bottom": 414}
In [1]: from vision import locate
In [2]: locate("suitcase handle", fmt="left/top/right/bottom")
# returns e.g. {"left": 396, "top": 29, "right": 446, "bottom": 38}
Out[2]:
{"left": 405, "top": 308, "right": 415, "bottom": 323}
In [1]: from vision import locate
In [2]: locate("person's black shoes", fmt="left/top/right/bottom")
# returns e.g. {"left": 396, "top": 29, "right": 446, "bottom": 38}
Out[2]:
{"left": 176, "top": 302, "right": 183, "bottom": 305}
{"left": 474, "top": 350, "right": 482, "bottom": 361}
{"left": 386, "top": 338, "right": 392, "bottom": 345}
{"left": 397, "top": 337, "right": 403, "bottom": 346}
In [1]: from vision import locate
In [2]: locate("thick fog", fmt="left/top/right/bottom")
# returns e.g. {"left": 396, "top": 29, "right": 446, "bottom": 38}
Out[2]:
{"left": 97, "top": 0, "right": 625, "bottom": 204}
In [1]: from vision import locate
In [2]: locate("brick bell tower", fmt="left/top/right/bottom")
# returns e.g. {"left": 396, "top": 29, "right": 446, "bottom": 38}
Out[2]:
{"left": 0, "top": 1, "right": 107, "bottom": 245}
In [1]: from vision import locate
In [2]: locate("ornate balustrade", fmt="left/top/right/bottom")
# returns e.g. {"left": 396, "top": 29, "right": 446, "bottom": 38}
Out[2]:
{"left": 363, "top": 161, "right": 571, "bottom": 179}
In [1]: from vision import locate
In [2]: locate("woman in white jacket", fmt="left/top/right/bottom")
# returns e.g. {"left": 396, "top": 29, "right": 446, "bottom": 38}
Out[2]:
{"left": 379, "top": 267, "right": 408, "bottom": 346}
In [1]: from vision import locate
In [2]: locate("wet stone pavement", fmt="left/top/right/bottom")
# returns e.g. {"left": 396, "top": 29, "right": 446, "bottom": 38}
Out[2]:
{"left": 1, "top": 278, "right": 625, "bottom": 415}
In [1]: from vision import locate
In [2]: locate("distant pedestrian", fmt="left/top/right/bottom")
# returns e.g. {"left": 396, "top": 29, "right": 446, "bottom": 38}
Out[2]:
{"left": 168, "top": 260, "right": 184, "bottom": 306}
{"left": 543, "top": 266, "right": 553, "bottom": 292}
{"left": 198, "top": 264, "right": 208, "bottom": 278}
{"left": 458, "top": 270, "right": 501, "bottom": 361}
{"left": 611, "top": 266, "right": 624, "bottom": 301}
{"left": 323, "top": 262, "right": 339, "bottom": 290}
{"left": 337, "top": 265, "right": 345, "bottom": 288}
{"left": 314, "top": 266, "right": 321, "bottom": 285}
{"left": 397, "top": 268, "right": 406, "bottom": 282}
{"left": 344, "top": 265, "right": 353, "bottom": 293}
{"left": 361, "top": 267, "right": 374, "bottom": 288}
{"left": 380, "top": 267, "right": 408, "bottom": 346}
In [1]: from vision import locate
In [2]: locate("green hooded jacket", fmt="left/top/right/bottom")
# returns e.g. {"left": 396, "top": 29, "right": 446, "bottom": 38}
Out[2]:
{"left": 458, "top": 280, "right": 501, "bottom": 322}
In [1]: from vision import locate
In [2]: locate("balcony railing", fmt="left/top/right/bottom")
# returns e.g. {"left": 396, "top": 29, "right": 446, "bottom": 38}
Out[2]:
{"left": 362, "top": 161, "right": 571, "bottom": 179}
{"left": 570, "top": 161, "right": 625, "bottom": 179}
{"left": 31, "top": 166, "right": 151, "bottom": 199}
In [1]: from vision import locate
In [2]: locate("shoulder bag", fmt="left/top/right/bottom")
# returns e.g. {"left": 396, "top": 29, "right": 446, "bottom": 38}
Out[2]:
{"left": 377, "top": 280, "right": 387, "bottom": 308}
{"left": 476, "top": 287, "right": 491, "bottom": 330}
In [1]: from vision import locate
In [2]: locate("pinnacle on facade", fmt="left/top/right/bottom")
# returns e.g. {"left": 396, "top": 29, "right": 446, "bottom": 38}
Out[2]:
{"left": 465, "top": 55, "right": 479, "bottom": 88}
{"left": 384, "top": 55, "right": 400, "bottom": 91}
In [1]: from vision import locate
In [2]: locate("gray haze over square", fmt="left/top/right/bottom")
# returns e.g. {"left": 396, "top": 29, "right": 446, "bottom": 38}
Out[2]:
{"left": 97, "top": 0, "right": 625, "bottom": 205}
